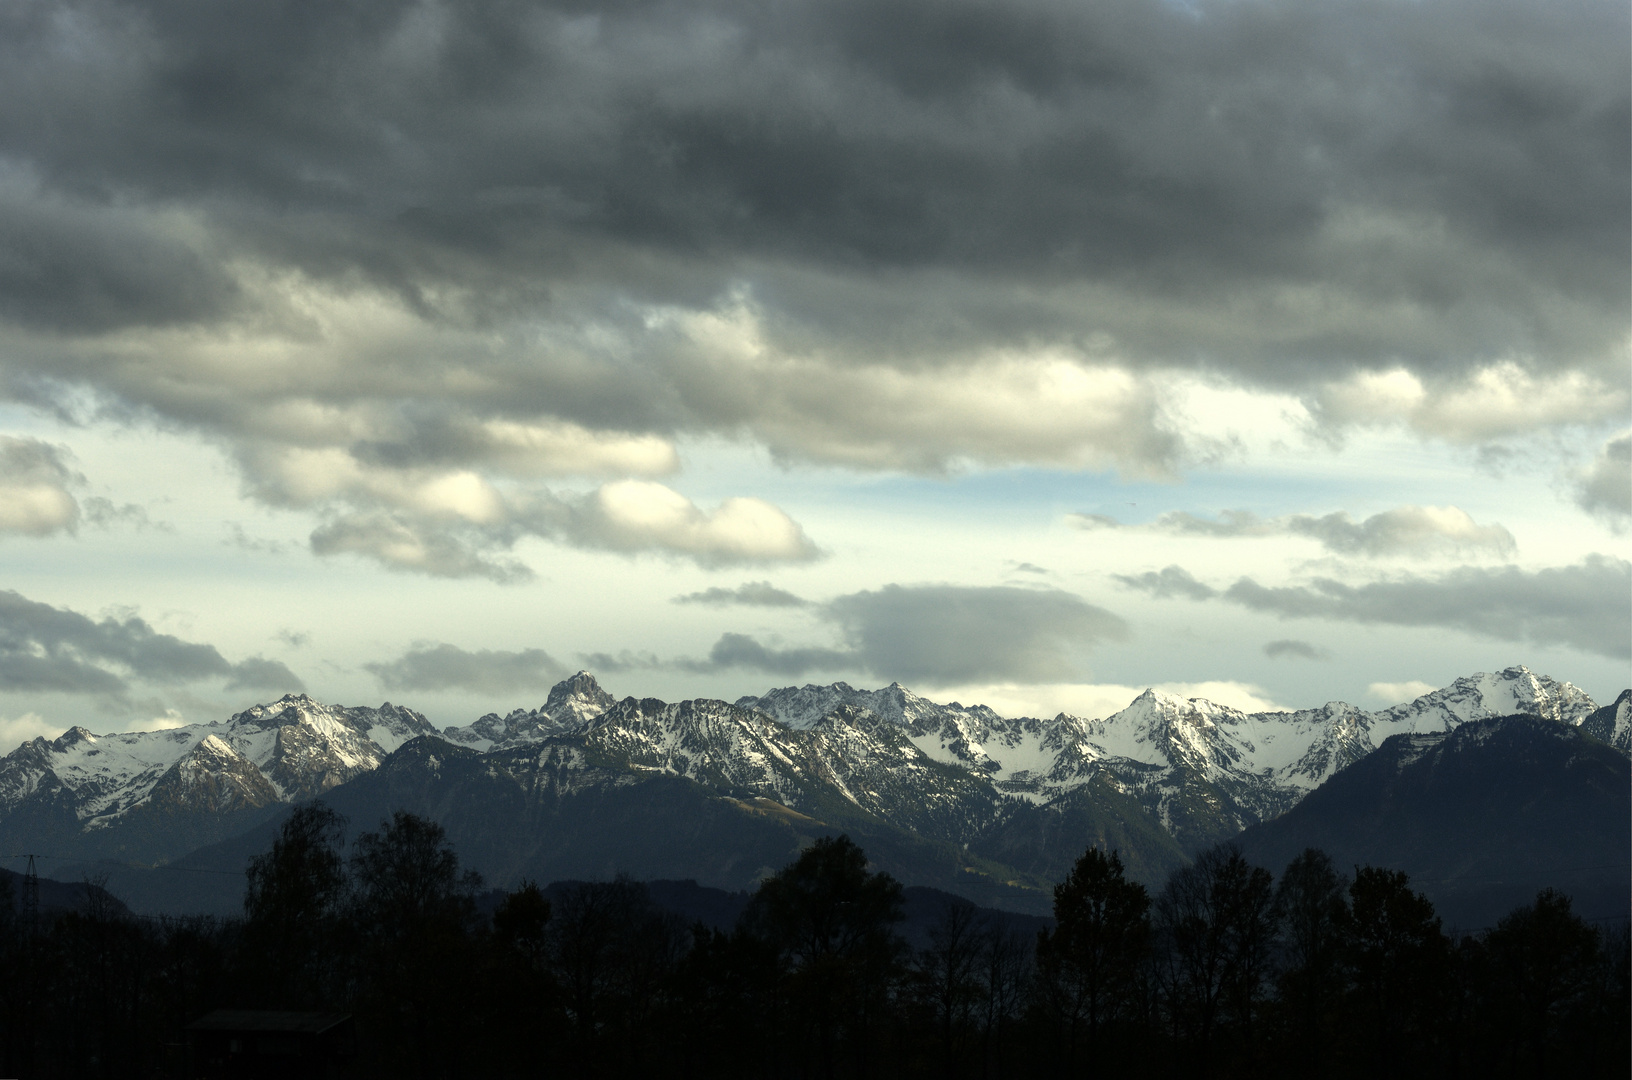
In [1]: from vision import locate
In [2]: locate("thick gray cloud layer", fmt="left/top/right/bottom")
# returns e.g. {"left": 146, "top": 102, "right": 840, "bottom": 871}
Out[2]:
{"left": 1119, "top": 556, "right": 1630, "bottom": 658}
{"left": 0, "top": 0, "right": 1620, "bottom": 536}
{"left": 698, "top": 583, "right": 1129, "bottom": 683}
{"left": 364, "top": 643, "right": 567, "bottom": 693}
{"left": 0, "top": 590, "right": 303, "bottom": 696}
{"left": 1, "top": 0, "right": 1623, "bottom": 359}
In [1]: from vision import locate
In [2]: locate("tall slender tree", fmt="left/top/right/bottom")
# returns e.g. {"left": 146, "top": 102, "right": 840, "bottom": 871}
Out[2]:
{"left": 1344, "top": 867, "right": 1449, "bottom": 1075}
{"left": 1035, "top": 847, "right": 1150, "bottom": 1078}
{"left": 744, "top": 835, "right": 905, "bottom": 1080}
{"left": 1153, "top": 845, "right": 1277, "bottom": 1075}
{"left": 1272, "top": 849, "right": 1351, "bottom": 1071}
{"left": 913, "top": 896, "right": 986, "bottom": 1080}
{"left": 241, "top": 802, "right": 348, "bottom": 1008}
{"left": 349, "top": 811, "right": 483, "bottom": 1079}
{"left": 1479, "top": 888, "right": 1603, "bottom": 1075}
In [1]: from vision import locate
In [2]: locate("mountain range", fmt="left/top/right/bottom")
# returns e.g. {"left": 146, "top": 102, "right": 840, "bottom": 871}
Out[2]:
{"left": 0, "top": 665, "right": 1623, "bottom": 918}
{"left": 1236, "top": 710, "right": 1630, "bottom": 928}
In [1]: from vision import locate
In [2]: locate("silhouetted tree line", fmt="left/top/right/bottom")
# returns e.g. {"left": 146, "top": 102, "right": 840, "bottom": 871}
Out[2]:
{"left": 0, "top": 805, "right": 1626, "bottom": 1079}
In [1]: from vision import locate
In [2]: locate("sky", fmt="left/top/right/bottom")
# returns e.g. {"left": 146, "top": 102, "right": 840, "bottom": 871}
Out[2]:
{"left": 0, "top": 0, "right": 1627, "bottom": 745}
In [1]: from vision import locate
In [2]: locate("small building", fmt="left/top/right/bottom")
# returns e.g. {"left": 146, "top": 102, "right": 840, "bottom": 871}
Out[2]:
{"left": 186, "top": 1010, "right": 355, "bottom": 1079}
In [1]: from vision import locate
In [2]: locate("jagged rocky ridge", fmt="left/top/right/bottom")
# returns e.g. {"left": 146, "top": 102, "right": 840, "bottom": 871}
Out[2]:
{"left": 1, "top": 665, "right": 1610, "bottom": 895}
{"left": 0, "top": 696, "right": 437, "bottom": 861}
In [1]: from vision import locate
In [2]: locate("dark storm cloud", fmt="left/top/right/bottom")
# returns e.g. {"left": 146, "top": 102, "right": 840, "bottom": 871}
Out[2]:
{"left": 0, "top": 590, "right": 304, "bottom": 695}
{"left": 672, "top": 581, "right": 810, "bottom": 607}
{"left": 1262, "top": 640, "right": 1331, "bottom": 661}
{"left": 364, "top": 643, "right": 568, "bottom": 694}
{"left": 0, "top": 183, "right": 239, "bottom": 333}
{"left": 0, "top": 0, "right": 1622, "bottom": 381}
{"left": 699, "top": 583, "right": 1129, "bottom": 683}
{"left": 1223, "top": 556, "right": 1630, "bottom": 659}
{"left": 0, "top": 0, "right": 1620, "bottom": 582}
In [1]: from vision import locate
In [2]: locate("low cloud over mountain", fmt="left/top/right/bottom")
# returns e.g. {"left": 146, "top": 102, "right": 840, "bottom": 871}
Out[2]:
{"left": 364, "top": 643, "right": 568, "bottom": 694}
{"left": 0, "top": 590, "right": 303, "bottom": 698}
{"left": 695, "top": 583, "right": 1128, "bottom": 684}
{"left": 1117, "top": 556, "right": 1630, "bottom": 659}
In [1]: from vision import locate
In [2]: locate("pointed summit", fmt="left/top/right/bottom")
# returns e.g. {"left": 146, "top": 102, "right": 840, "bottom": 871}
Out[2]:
{"left": 1372, "top": 666, "right": 1596, "bottom": 729}
{"left": 546, "top": 671, "right": 614, "bottom": 713}
{"left": 543, "top": 672, "right": 617, "bottom": 728}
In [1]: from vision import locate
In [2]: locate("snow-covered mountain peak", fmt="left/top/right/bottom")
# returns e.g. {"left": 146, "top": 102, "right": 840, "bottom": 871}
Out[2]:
{"left": 543, "top": 671, "right": 617, "bottom": 723}
{"left": 1, "top": 667, "right": 1620, "bottom": 877}
{"left": 0, "top": 694, "right": 435, "bottom": 824}
{"left": 1373, "top": 665, "right": 1596, "bottom": 730}
{"left": 735, "top": 679, "right": 968, "bottom": 732}
{"left": 193, "top": 734, "right": 239, "bottom": 760}
{"left": 135, "top": 731, "right": 279, "bottom": 819}
{"left": 440, "top": 671, "right": 617, "bottom": 750}
{"left": 53, "top": 726, "right": 98, "bottom": 749}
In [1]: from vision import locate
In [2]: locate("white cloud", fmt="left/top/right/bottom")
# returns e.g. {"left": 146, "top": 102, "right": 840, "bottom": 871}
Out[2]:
{"left": 1154, "top": 681, "right": 1293, "bottom": 715}
{"left": 650, "top": 294, "right": 1182, "bottom": 476}
{"left": 0, "top": 710, "right": 61, "bottom": 751}
{"left": 140, "top": 708, "right": 190, "bottom": 732}
{"left": 570, "top": 480, "right": 819, "bottom": 565}
{"left": 1366, "top": 680, "right": 1437, "bottom": 707}
{"left": 302, "top": 474, "right": 820, "bottom": 578}
{"left": 1315, "top": 362, "right": 1628, "bottom": 443}
{"left": 0, "top": 435, "right": 80, "bottom": 536}
{"left": 463, "top": 419, "right": 678, "bottom": 478}
{"left": 925, "top": 679, "right": 1289, "bottom": 722}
